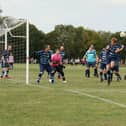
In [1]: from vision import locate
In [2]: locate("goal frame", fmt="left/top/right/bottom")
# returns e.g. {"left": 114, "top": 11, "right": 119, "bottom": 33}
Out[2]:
{"left": 2, "top": 19, "right": 29, "bottom": 84}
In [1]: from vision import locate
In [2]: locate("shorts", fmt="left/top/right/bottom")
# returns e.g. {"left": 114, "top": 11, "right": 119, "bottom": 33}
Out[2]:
{"left": 107, "top": 57, "right": 118, "bottom": 64}
{"left": 39, "top": 64, "right": 52, "bottom": 73}
{"left": 100, "top": 63, "right": 106, "bottom": 70}
{"left": 1, "top": 62, "right": 10, "bottom": 68}
{"left": 113, "top": 65, "right": 119, "bottom": 72}
{"left": 86, "top": 61, "right": 96, "bottom": 68}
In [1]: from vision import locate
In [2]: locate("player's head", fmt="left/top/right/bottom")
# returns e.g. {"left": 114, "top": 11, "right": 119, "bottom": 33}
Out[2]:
{"left": 60, "top": 46, "right": 64, "bottom": 51}
{"left": 55, "top": 49, "right": 60, "bottom": 54}
{"left": 47, "top": 45, "right": 51, "bottom": 50}
{"left": 10, "top": 52, "right": 13, "bottom": 56}
{"left": 44, "top": 45, "right": 49, "bottom": 52}
{"left": 89, "top": 44, "right": 94, "bottom": 50}
{"left": 111, "top": 37, "right": 117, "bottom": 45}
{"left": 8, "top": 45, "right": 12, "bottom": 51}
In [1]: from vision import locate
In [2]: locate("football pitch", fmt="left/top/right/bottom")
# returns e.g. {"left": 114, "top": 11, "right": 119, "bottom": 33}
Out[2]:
{"left": 0, "top": 64, "right": 126, "bottom": 126}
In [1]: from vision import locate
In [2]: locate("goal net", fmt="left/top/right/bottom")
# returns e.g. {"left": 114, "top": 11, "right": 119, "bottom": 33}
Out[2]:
{"left": 0, "top": 17, "right": 29, "bottom": 84}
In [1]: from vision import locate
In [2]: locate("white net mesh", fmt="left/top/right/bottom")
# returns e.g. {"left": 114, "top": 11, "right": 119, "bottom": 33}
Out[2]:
{"left": 0, "top": 17, "right": 29, "bottom": 84}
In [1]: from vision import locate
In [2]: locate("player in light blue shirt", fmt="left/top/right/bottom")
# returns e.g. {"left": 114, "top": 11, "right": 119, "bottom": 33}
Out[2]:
{"left": 83, "top": 44, "right": 98, "bottom": 78}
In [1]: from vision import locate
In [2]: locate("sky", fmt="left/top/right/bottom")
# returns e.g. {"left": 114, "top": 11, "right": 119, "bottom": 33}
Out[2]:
{"left": 0, "top": 0, "right": 126, "bottom": 33}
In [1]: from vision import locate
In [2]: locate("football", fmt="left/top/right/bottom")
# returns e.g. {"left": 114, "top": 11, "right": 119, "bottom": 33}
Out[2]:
{"left": 120, "top": 32, "right": 126, "bottom": 38}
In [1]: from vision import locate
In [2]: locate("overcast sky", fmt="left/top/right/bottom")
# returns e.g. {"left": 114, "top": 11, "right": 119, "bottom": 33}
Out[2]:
{"left": 0, "top": 0, "right": 126, "bottom": 33}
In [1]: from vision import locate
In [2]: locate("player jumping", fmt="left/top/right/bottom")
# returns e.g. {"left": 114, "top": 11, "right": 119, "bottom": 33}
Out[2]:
{"left": 106, "top": 37, "right": 124, "bottom": 85}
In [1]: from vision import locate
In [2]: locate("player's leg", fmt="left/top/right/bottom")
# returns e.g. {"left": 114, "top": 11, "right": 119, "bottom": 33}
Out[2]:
{"left": 57, "top": 65, "right": 66, "bottom": 83}
{"left": 103, "top": 67, "right": 107, "bottom": 80}
{"left": 0, "top": 68, "right": 5, "bottom": 78}
{"left": 5, "top": 63, "right": 10, "bottom": 78}
{"left": 57, "top": 72, "right": 61, "bottom": 79}
{"left": 124, "top": 75, "right": 126, "bottom": 80}
{"left": 85, "top": 62, "right": 90, "bottom": 78}
{"left": 36, "top": 64, "right": 44, "bottom": 84}
{"left": 106, "top": 63, "right": 111, "bottom": 85}
{"left": 1, "top": 62, "right": 9, "bottom": 78}
{"left": 99, "top": 63, "right": 104, "bottom": 82}
{"left": 110, "top": 60, "right": 116, "bottom": 81}
{"left": 94, "top": 62, "right": 99, "bottom": 77}
{"left": 106, "top": 58, "right": 111, "bottom": 85}
{"left": 114, "top": 64, "right": 121, "bottom": 81}
{"left": 0, "top": 62, "right": 5, "bottom": 78}
{"left": 46, "top": 64, "right": 54, "bottom": 84}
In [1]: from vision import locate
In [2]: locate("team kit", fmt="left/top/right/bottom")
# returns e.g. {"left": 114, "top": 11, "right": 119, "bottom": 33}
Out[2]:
{"left": 0, "top": 37, "right": 125, "bottom": 85}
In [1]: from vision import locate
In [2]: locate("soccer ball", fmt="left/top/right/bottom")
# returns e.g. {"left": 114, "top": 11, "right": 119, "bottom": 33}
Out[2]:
{"left": 120, "top": 32, "right": 126, "bottom": 38}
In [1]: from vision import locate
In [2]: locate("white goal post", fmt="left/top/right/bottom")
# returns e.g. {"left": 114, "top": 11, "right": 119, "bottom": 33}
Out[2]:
{"left": 0, "top": 18, "right": 29, "bottom": 84}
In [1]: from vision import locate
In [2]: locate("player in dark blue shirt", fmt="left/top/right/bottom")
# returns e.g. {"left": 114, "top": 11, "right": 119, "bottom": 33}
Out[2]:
{"left": 0, "top": 47, "right": 11, "bottom": 78}
{"left": 32, "top": 45, "right": 54, "bottom": 84}
{"left": 99, "top": 48, "right": 108, "bottom": 82}
{"left": 57, "top": 46, "right": 66, "bottom": 79}
{"left": 106, "top": 37, "right": 124, "bottom": 85}
{"left": 47, "top": 45, "right": 54, "bottom": 59}
{"left": 111, "top": 53, "right": 122, "bottom": 81}
{"left": 60, "top": 46, "right": 65, "bottom": 63}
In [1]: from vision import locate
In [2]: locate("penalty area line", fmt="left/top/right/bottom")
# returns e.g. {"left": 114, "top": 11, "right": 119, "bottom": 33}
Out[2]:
{"left": 28, "top": 84, "right": 126, "bottom": 109}
{"left": 65, "top": 89, "right": 126, "bottom": 108}
{"left": 6, "top": 79, "right": 126, "bottom": 108}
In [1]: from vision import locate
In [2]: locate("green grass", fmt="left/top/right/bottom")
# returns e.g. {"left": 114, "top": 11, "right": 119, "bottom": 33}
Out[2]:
{"left": 0, "top": 65, "right": 126, "bottom": 126}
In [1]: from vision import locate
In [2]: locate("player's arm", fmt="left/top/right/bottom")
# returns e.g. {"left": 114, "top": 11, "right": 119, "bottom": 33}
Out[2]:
{"left": 98, "top": 52, "right": 102, "bottom": 63}
{"left": 50, "top": 54, "right": 54, "bottom": 66}
{"left": 106, "top": 45, "right": 110, "bottom": 50}
{"left": 1, "top": 56, "right": 5, "bottom": 63}
{"left": 115, "top": 45, "right": 124, "bottom": 53}
{"left": 95, "top": 53, "right": 99, "bottom": 64}
{"left": 83, "top": 51, "right": 87, "bottom": 61}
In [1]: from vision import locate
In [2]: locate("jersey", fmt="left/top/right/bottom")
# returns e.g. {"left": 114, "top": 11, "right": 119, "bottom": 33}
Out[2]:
{"left": 1, "top": 50, "right": 10, "bottom": 68}
{"left": 48, "top": 50, "right": 54, "bottom": 62}
{"left": 60, "top": 51, "right": 65, "bottom": 61}
{"left": 51, "top": 53, "right": 62, "bottom": 67}
{"left": 84, "top": 49, "right": 96, "bottom": 62}
{"left": 36, "top": 50, "right": 51, "bottom": 65}
{"left": 107, "top": 44, "right": 122, "bottom": 58}
{"left": 99, "top": 49, "right": 107, "bottom": 64}
{"left": 2, "top": 50, "right": 9, "bottom": 63}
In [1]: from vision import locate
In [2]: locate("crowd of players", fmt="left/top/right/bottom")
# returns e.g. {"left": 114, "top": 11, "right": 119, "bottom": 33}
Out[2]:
{"left": 31, "top": 37, "right": 125, "bottom": 85}
{"left": 0, "top": 37, "right": 125, "bottom": 85}
{"left": 31, "top": 45, "right": 67, "bottom": 84}
{"left": 83, "top": 37, "right": 125, "bottom": 85}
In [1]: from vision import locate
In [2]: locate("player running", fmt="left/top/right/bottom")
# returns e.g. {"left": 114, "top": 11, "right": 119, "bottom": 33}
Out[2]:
{"left": 106, "top": 37, "right": 124, "bottom": 85}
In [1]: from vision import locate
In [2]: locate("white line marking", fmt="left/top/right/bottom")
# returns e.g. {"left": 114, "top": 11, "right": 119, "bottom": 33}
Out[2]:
{"left": 4, "top": 79, "right": 126, "bottom": 108}
{"left": 29, "top": 85, "right": 126, "bottom": 108}
{"left": 65, "top": 89, "right": 126, "bottom": 108}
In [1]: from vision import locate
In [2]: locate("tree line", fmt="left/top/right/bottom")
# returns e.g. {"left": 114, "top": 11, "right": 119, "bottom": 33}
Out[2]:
{"left": 0, "top": 17, "right": 126, "bottom": 61}
{"left": 29, "top": 24, "right": 126, "bottom": 61}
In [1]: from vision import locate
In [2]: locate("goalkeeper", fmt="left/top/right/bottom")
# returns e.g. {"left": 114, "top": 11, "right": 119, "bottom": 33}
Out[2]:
{"left": 51, "top": 49, "right": 67, "bottom": 83}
